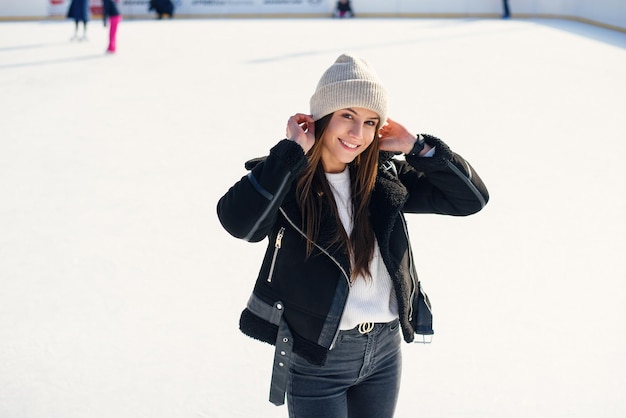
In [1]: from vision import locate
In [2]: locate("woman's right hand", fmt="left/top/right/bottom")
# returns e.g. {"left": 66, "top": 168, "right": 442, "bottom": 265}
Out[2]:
{"left": 286, "top": 113, "right": 315, "bottom": 154}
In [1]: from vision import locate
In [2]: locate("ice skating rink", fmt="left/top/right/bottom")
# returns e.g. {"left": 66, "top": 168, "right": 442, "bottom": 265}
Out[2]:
{"left": 1, "top": 16, "right": 625, "bottom": 418}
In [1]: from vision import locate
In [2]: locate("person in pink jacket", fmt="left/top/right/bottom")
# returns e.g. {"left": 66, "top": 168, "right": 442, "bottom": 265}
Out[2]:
{"left": 102, "top": 0, "right": 121, "bottom": 53}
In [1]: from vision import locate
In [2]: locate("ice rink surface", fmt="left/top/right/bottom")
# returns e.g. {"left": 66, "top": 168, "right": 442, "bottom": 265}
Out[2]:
{"left": 1, "top": 16, "right": 626, "bottom": 418}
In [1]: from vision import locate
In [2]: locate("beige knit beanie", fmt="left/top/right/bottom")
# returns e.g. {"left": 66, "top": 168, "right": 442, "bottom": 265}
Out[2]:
{"left": 310, "top": 54, "right": 388, "bottom": 125}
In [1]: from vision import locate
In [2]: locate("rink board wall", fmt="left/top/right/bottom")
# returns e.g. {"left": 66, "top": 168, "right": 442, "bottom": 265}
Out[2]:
{"left": 0, "top": 0, "right": 624, "bottom": 32}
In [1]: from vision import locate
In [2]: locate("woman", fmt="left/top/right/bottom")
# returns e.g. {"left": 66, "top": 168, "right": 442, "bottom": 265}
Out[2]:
{"left": 102, "top": 0, "right": 121, "bottom": 53}
{"left": 67, "top": 0, "right": 89, "bottom": 41}
{"left": 334, "top": 0, "right": 354, "bottom": 18}
{"left": 217, "top": 54, "right": 489, "bottom": 417}
{"left": 502, "top": 0, "right": 511, "bottom": 18}
{"left": 148, "top": 0, "right": 175, "bottom": 19}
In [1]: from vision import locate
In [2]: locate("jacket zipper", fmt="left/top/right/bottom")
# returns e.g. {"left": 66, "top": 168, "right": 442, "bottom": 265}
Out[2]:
{"left": 267, "top": 227, "right": 285, "bottom": 283}
{"left": 278, "top": 209, "right": 351, "bottom": 286}
{"left": 399, "top": 214, "right": 417, "bottom": 322}
{"left": 278, "top": 208, "right": 350, "bottom": 349}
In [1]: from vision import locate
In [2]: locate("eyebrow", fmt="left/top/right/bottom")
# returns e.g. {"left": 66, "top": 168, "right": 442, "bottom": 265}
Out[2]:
{"left": 345, "top": 108, "right": 380, "bottom": 121}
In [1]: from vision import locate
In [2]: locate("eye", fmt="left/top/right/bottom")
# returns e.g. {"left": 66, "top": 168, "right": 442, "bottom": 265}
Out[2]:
{"left": 365, "top": 120, "right": 377, "bottom": 127}
{"left": 341, "top": 113, "right": 353, "bottom": 120}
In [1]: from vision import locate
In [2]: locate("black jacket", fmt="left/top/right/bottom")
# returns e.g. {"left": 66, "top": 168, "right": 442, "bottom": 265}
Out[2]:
{"left": 149, "top": 0, "right": 174, "bottom": 15}
{"left": 336, "top": 1, "right": 353, "bottom": 13}
{"left": 217, "top": 134, "right": 488, "bottom": 366}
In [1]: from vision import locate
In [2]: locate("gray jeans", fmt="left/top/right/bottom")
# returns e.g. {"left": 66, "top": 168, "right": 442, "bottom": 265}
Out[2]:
{"left": 287, "top": 319, "right": 402, "bottom": 418}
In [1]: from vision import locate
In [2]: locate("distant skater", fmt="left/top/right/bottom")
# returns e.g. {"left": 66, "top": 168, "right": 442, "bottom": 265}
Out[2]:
{"left": 67, "top": 0, "right": 89, "bottom": 41}
{"left": 502, "top": 0, "right": 511, "bottom": 18}
{"left": 149, "top": 0, "right": 175, "bottom": 19}
{"left": 334, "top": 0, "right": 354, "bottom": 18}
{"left": 102, "top": 0, "right": 121, "bottom": 53}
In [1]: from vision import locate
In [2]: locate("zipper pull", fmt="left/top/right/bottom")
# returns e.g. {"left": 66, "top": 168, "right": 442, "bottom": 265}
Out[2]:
{"left": 276, "top": 228, "right": 284, "bottom": 248}
{"left": 267, "top": 227, "right": 285, "bottom": 284}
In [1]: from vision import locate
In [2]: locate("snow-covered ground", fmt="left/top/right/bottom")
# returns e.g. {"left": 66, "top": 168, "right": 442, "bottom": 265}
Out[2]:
{"left": 1, "top": 16, "right": 625, "bottom": 418}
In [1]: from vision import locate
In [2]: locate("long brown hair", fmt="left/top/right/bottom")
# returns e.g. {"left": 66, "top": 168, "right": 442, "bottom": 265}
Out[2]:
{"left": 295, "top": 113, "right": 381, "bottom": 281}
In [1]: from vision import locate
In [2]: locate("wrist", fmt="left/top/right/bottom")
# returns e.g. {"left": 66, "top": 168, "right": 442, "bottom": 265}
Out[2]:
{"left": 406, "top": 134, "right": 425, "bottom": 156}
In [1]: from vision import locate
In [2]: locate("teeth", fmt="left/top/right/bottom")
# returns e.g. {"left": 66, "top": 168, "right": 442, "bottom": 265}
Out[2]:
{"left": 340, "top": 139, "right": 358, "bottom": 149}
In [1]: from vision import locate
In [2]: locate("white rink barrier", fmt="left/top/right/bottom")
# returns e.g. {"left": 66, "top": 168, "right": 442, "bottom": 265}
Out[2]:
{"left": 0, "top": 0, "right": 625, "bottom": 32}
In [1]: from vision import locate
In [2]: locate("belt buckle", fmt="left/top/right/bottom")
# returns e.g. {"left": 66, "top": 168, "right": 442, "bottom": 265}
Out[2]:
{"left": 357, "top": 322, "right": 374, "bottom": 334}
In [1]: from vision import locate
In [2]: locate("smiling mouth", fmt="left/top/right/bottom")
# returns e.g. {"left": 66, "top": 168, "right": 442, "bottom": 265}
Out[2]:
{"left": 339, "top": 138, "right": 359, "bottom": 149}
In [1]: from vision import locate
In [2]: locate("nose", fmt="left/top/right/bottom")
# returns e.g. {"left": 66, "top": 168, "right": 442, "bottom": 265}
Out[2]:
{"left": 349, "top": 123, "right": 363, "bottom": 139}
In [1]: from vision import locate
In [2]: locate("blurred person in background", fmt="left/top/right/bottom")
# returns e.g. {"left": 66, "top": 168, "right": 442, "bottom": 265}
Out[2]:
{"left": 502, "top": 0, "right": 511, "bottom": 18}
{"left": 334, "top": 0, "right": 354, "bottom": 18}
{"left": 149, "top": 0, "right": 175, "bottom": 19}
{"left": 67, "top": 0, "right": 89, "bottom": 40}
{"left": 102, "top": 0, "right": 121, "bottom": 53}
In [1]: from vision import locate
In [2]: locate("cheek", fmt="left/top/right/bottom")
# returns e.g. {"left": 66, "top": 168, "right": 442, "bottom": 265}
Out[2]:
{"left": 363, "top": 131, "right": 377, "bottom": 148}
{"left": 321, "top": 132, "right": 334, "bottom": 148}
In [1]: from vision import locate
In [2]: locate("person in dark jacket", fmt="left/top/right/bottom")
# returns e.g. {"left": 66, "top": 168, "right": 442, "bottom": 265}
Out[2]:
{"left": 502, "top": 0, "right": 511, "bottom": 18}
{"left": 334, "top": 0, "right": 354, "bottom": 18}
{"left": 67, "top": 0, "right": 89, "bottom": 41}
{"left": 148, "top": 0, "right": 175, "bottom": 19}
{"left": 102, "top": 0, "right": 121, "bottom": 53}
{"left": 217, "top": 54, "right": 489, "bottom": 417}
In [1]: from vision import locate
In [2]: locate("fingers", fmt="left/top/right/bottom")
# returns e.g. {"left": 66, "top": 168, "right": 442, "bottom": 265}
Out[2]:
{"left": 379, "top": 124, "right": 393, "bottom": 139}
{"left": 287, "top": 114, "right": 314, "bottom": 135}
{"left": 290, "top": 113, "right": 314, "bottom": 125}
{"left": 379, "top": 117, "right": 395, "bottom": 136}
{"left": 299, "top": 120, "right": 315, "bottom": 140}
{"left": 286, "top": 113, "right": 315, "bottom": 140}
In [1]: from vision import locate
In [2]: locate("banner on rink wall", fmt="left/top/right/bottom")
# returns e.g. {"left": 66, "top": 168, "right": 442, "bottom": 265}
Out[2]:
{"left": 186, "top": 0, "right": 328, "bottom": 15}
{"left": 48, "top": 0, "right": 330, "bottom": 16}
{"left": 140, "top": 0, "right": 329, "bottom": 16}
{"left": 120, "top": 0, "right": 153, "bottom": 16}
{"left": 48, "top": 0, "right": 66, "bottom": 16}
{"left": 136, "top": 0, "right": 330, "bottom": 16}
{"left": 48, "top": 0, "right": 104, "bottom": 17}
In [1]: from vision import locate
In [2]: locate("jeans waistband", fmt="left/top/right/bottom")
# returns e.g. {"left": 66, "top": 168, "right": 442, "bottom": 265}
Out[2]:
{"left": 339, "top": 318, "right": 399, "bottom": 336}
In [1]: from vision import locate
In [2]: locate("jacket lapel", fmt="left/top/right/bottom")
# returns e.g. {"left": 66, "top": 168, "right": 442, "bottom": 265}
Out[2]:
{"left": 370, "top": 166, "right": 408, "bottom": 248}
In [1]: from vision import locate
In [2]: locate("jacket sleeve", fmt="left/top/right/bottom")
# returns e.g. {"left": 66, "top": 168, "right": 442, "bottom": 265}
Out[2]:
{"left": 397, "top": 134, "right": 489, "bottom": 215}
{"left": 102, "top": 0, "right": 108, "bottom": 23}
{"left": 217, "top": 139, "right": 307, "bottom": 242}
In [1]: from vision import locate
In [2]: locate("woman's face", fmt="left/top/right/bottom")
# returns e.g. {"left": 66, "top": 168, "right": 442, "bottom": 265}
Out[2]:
{"left": 319, "top": 107, "right": 380, "bottom": 173}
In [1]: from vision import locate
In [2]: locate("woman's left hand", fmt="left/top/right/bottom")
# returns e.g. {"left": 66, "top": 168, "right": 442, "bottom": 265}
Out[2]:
{"left": 379, "top": 117, "right": 420, "bottom": 154}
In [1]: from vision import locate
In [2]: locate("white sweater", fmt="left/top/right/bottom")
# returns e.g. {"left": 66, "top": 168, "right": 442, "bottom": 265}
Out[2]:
{"left": 325, "top": 167, "right": 398, "bottom": 330}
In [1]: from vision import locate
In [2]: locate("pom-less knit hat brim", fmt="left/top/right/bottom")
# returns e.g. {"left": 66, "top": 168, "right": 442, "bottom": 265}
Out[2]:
{"left": 310, "top": 54, "right": 388, "bottom": 125}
